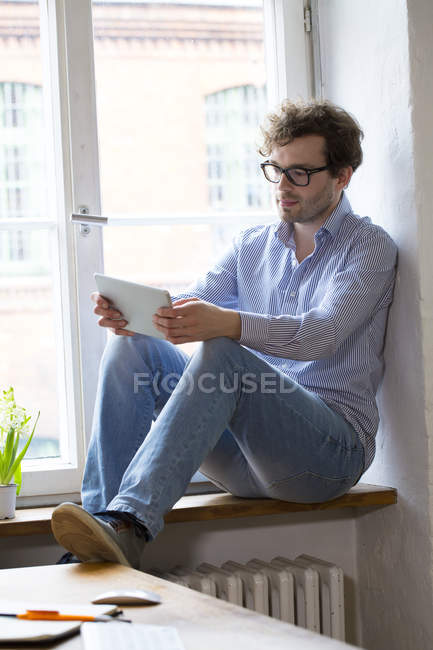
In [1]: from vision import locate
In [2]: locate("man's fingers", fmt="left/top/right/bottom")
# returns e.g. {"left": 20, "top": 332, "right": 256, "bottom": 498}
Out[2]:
{"left": 98, "top": 317, "right": 128, "bottom": 329}
{"left": 94, "top": 305, "right": 123, "bottom": 318}
{"left": 156, "top": 300, "right": 200, "bottom": 317}
{"left": 153, "top": 315, "right": 194, "bottom": 330}
{"left": 156, "top": 322, "right": 196, "bottom": 338}
{"left": 91, "top": 291, "right": 111, "bottom": 308}
{"left": 115, "top": 328, "right": 135, "bottom": 336}
{"left": 171, "top": 297, "right": 200, "bottom": 307}
{"left": 92, "top": 292, "right": 123, "bottom": 318}
{"left": 109, "top": 327, "right": 135, "bottom": 337}
{"left": 155, "top": 307, "right": 177, "bottom": 317}
{"left": 92, "top": 291, "right": 132, "bottom": 336}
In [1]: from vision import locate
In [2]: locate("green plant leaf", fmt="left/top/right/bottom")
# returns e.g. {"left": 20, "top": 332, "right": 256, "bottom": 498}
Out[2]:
{"left": 0, "top": 428, "right": 16, "bottom": 483}
{"left": 11, "top": 433, "right": 20, "bottom": 467}
{"left": 0, "top": 448, "right": 6, "bottom": 483}
{"left": 4, "top": 427, "right": 15, "bottom": 467}
{"left": 14, "top": 462, "right": 22, "bottom": 496}
{"left": 4, "top": 412, "right": 40, "bottom": 487}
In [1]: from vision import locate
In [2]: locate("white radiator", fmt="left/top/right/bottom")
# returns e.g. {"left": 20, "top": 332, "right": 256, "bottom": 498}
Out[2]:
{"left": 152, "top": 554, "right": 345, "bottom": 642}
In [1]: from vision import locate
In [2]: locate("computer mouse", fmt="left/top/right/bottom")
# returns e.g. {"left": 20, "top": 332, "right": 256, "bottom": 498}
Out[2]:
{"left": 91, "top": 589, "right": 162, "bottom": 605}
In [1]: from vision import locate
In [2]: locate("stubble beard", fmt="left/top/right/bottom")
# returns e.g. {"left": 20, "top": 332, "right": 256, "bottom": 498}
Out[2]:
{"left": 278, "top": 186, "right": 337, "bottom": 226}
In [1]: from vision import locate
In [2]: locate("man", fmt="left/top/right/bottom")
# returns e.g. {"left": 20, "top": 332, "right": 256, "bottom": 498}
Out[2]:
{"left": 51, "top": 100, "right": 397, "bottom": 569}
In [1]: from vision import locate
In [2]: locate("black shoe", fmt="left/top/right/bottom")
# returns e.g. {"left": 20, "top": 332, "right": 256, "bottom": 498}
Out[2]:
{"left": 56, "top": 551, "right": 82, "bottom": 564}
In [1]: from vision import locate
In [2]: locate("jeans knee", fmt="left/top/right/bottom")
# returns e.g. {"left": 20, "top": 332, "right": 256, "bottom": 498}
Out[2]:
{"left": 102, "top": 334, "right": 132, "bottom": 370}
{"left": 102, "top": 334, "right": 166, "bottom": 374}
{"left": 199, "top": 337, "right": 241, "bottom": 363}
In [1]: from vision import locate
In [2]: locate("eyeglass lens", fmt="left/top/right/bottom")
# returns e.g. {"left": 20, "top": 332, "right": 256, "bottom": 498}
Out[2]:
{"left": 263, "top": 165, "right": 309, "bottom": 186}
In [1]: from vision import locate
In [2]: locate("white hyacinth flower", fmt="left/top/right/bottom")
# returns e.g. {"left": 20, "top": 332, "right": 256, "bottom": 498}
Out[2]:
{"left": 0, "top": 387, "right": 30, "bottom": 447}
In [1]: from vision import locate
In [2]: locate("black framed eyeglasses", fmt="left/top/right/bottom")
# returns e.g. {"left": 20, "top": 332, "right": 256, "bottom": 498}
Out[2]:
{"left": 260, "top": 162, "right": 330, "bottom": 186}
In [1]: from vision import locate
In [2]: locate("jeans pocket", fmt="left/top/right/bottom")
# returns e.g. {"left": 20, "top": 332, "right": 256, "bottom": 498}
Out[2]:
{"left": 265, "top": 470, "right": 355, "bottom": 504}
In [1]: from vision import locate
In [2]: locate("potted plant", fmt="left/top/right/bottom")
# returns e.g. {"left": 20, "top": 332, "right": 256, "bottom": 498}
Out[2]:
{"left": 0, "top": 387, "right": 40, "bottom": 519}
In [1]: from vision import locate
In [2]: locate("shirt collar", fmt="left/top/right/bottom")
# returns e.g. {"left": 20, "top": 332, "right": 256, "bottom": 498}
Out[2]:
{"left": 274, "top": 219, "right": 294, "bottom": 248}
{"left": 274, "top": 191, "right": 352, "bottom": 246}
{"left": 320, "top": 191, "right": 352, "bottom": 238}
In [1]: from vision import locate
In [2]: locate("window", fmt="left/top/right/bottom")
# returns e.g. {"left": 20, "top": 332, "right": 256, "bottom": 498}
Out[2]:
{"left": 0, "top": 83, "right": 48, "bottom": 268}
{"left": 0, "top": 2, "right": 86, "bottom": 501}
{"left": 0, "top": 76, "right": 63, "bottom": 460}
{"left": 92, "top": 1, "right": 271, "bottom": 292}
{"left": 0, "top": 0, "right": 313, "bottom": 504}
{"left": 205, "top": 85, "right": 270, "bottom": 211}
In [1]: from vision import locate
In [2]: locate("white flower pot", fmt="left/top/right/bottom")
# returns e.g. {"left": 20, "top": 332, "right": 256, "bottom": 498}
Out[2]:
{"left": 0, "top": 483, "right": 17, "bottom": 519}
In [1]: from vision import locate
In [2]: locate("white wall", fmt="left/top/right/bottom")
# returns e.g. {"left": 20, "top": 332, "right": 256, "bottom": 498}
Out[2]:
{"left": 318, "top": 0, "right": 433, "bottom": 648}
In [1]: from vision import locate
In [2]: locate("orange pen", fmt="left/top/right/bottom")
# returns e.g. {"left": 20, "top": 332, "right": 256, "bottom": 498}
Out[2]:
{"left": 0, "top": 609, "right": 130, "bottom": 622}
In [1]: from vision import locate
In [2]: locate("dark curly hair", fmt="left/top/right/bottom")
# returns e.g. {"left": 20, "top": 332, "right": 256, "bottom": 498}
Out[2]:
{"left": 259, "top": 100, "right": 364, "bottom": 176}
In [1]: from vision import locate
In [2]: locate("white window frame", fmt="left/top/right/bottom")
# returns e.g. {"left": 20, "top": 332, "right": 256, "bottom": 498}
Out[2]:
{"left": 17, "top": 0, "right": 315, "bottom": 506}
{"left": 17, "top": 0, "right": 105, "bottom": 505}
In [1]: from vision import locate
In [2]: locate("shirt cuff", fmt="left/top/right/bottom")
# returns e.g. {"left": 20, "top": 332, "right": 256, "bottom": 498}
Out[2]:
{"left": 239, "top": 312, "right": 269, "bottom": 349}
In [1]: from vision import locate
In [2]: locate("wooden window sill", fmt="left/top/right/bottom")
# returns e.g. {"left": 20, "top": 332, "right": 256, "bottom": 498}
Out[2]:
{"left": 0, "top": 483, "right": 397, "bottom": 537}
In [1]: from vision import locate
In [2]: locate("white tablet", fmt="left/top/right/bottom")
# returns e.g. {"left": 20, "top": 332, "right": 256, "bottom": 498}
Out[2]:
{"left": 94, "top": 273, "right": 172, "bottom": 339}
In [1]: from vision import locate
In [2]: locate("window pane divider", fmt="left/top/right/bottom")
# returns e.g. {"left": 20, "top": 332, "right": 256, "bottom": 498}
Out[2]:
{"left": 71, "top": 211, "right": 275, "bottom": 228}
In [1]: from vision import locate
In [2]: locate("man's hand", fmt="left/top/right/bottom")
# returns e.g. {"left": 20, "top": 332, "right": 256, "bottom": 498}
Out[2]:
{"left": 91, "top": 292, "right": 135, "bottom": 337}
{"left": 152, "top": 297, "right": 241, "bottom": 344}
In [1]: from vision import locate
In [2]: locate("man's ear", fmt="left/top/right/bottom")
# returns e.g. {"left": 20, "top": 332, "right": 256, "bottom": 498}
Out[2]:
{"left": 337, "top": 166, "right": 353, "bottom": 190}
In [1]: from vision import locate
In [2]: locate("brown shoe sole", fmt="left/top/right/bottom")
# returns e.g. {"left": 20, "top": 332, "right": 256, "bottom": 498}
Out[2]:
{"left": 51, "top": 502, "right": 131, "bottom": 567}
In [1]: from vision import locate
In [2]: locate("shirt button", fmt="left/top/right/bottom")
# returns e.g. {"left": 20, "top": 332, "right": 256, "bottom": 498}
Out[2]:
{"left": 289, "top": 291, "right": 296, "bottom": 297}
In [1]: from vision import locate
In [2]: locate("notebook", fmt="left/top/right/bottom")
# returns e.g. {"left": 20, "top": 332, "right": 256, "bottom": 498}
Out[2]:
{"left": 0, "top": 601, "right": 117, "bottom": 643}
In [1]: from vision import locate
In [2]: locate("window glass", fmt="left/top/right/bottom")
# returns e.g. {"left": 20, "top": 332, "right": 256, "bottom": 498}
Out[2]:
{"left": 91, "top": 1, "right": 272, "bottom": 482}
{"left": 205, "top": 85, "right": 268, "bottom": 210}
{"left": 0, "top": 3, "right": 61, "bottom": 459}
{"left": 91, "top": 0, "right": 271, "bottom": 292}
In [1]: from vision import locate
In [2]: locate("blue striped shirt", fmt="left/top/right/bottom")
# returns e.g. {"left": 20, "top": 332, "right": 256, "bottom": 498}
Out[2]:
{"left": 175, "top": 192, "right": 397, "bottom": 471}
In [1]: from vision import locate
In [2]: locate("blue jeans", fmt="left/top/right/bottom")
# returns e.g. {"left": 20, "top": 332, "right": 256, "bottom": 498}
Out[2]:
{"left": 82, "top": 335, "right": 365, "bottom": 540}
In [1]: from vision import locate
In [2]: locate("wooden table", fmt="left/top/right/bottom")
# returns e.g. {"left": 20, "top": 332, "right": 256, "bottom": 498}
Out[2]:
{"left": 0, "top": 563, "right": 361, "bottom": 649}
